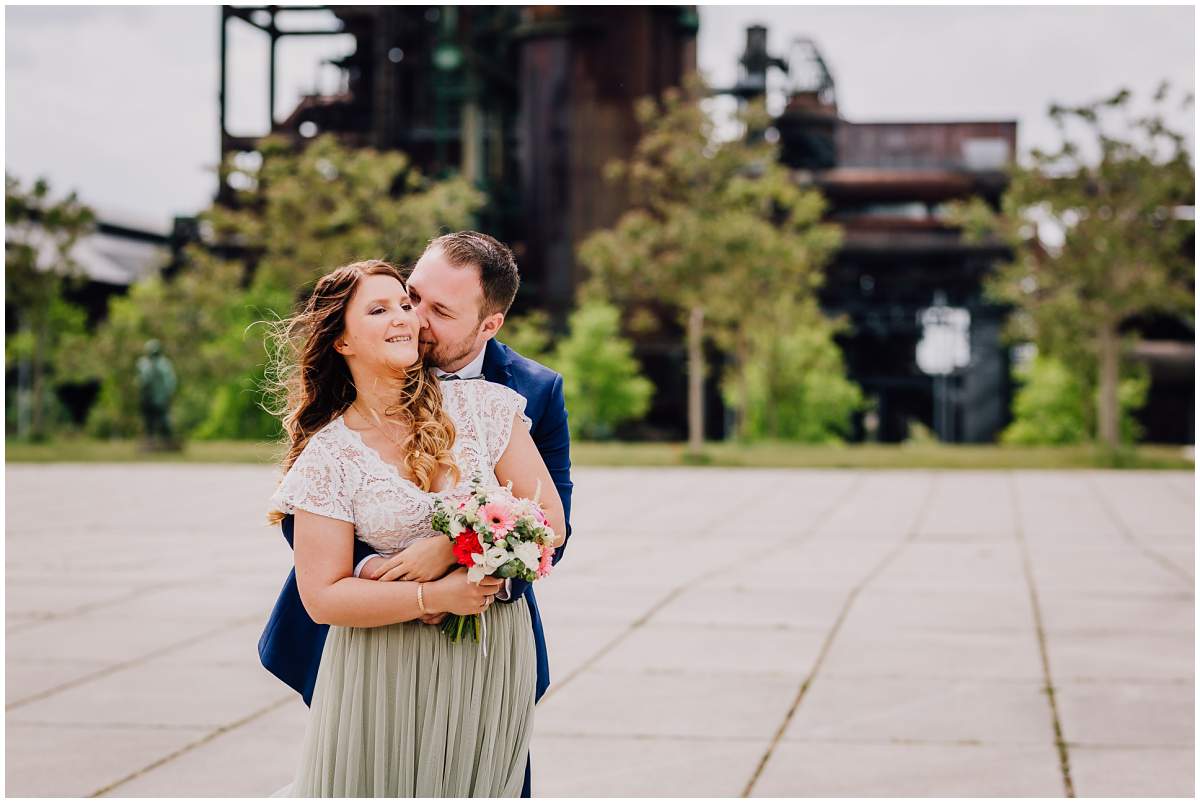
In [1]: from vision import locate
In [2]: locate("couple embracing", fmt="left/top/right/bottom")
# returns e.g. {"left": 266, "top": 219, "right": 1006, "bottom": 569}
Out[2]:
{"left": 258, "top": 231, "right": 573, "bottom": 797}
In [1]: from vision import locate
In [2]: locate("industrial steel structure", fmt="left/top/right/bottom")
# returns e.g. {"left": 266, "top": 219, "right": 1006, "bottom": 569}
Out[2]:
{"left": 215, "top": 9, "right": 1192, "bottom": 443}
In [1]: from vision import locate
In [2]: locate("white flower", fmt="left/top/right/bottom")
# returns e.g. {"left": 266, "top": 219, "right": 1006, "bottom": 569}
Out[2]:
{"left": 513, "top": 540, "right": 541, "bottom": 573}
{"left": 449, "top": 517, "right": 466, "bottom": 537}
{"left": 467, "top": 545, "right": 509, "bottom": 583}
{"left": 483, "top": 545, "right": 508, "bottom": 570}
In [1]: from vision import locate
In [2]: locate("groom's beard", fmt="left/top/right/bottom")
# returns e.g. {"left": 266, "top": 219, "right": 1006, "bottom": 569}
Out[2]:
{"left": 423, "top": 327, "right": 482, "bottom": 371}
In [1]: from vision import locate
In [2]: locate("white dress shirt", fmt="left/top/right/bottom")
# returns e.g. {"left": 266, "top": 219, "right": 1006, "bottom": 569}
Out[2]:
{"left": 354, "top": 344, "right": 513, "bottom": 601}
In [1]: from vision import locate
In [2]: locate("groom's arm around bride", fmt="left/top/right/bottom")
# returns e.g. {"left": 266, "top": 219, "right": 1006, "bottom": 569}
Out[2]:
{"left": 259, "top": 231, "right": 573, "bottom": 710}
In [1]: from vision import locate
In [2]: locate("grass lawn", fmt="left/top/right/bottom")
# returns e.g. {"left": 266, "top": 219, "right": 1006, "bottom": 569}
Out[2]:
{"left": 6, "top": 437, "right": 1193, "bottom": 470}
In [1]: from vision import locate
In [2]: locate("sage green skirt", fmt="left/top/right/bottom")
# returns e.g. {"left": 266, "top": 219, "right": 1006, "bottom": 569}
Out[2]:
{"left": 280, "top": 598, "right": 536, "bottom": 798}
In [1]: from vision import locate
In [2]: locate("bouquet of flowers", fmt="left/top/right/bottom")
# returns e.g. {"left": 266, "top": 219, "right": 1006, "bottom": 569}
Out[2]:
{"left": 430, "top": 475, "right": 556, "bottom": 646}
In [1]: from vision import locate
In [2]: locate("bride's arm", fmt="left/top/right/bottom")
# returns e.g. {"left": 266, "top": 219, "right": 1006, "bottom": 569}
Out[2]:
{"left": 293, "top": 509, "right": 501, "bottom": 627}
{"left": 494, "top": 413, "right": 567, "bottom": 548}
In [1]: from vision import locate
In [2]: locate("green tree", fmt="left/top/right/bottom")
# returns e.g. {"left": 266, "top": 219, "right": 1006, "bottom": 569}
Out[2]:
{"left": 551, "top": 302, "right": 653, "bottom": 440}
{"left": 579, "top": 78, "right": 842, "bottom": 453}
{"left": 5, "top": 175, "right": 95, "bottom": 440}
{"left": 503, "top": 301, "right": 654, "bottom": 439}
{"left": 950, "top": 83, "right": 1193, "bottom": 449}
{"left": 1001, "top": 352, "right": 1150, "bottom": 446}
{"left": 88, "top": 135, "right": 484, "bottom": 438}
{"left": 497, "top": 309, "right": 553, "bottom": 367}
{"left": 727, "top": 296, "right": 864, "bottom": 442}
{"left": 86, "top": 255, "right": 251, "bottom": 437}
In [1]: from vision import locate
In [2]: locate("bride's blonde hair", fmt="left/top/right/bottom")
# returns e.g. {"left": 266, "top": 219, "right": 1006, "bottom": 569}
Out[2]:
{"left": 264, "top": 260, "right": 459, "bottom": 524}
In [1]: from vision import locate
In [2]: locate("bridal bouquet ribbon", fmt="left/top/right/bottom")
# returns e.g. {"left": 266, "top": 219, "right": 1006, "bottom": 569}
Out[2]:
{"left": 431, "top": 475, "right": 556, "bottom": 654}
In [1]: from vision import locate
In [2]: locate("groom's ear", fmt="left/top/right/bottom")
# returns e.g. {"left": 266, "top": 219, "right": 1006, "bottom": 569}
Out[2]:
{"left": 480, "top": 311, "right": 505, "bottom": 341}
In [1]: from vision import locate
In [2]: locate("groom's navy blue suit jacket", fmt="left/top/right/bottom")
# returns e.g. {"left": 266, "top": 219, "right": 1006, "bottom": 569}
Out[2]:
{"left": 258, "top": 338, "right": 573, "bottom": 707}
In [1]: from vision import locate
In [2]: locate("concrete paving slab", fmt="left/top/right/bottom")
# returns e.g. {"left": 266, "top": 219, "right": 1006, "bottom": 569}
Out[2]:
{"left": 5, "top": 658, "right": 116, "bottom": 704}
{"left": 90, "top": 581, "right": 291, "bottom": 625}
{"left": 820, "top": 625, "right": 1044, "bottom": 681}
{"left": 1089, "top": 473, "right": 1195, "bottom": 539}
{"left": 871, "top": 542, "right": 1027, "bottom": 592}
{"left": 1011, "top": 473, "right": 1125, "bottom": 543}
{"left": 4, "top": 579, "right": 170, "bottom": 619}
{"left": 5, "top": 613, "right": 42, "bottom": 633}
{"left": 1038, "top": 590, "right": 1195, "bottom": 634}
{"left": 5, "top": 465, "right": 1192, "bottom": 797}
{"left": 1069, "top": 746, "right": 1196, "bottom": 797}
{"left": 536, "top": 621, "right": 630, "bottom": 684}
{"left": 590, "top": 621, "right": 825, "bottom": 678}
{"left": 751, "top": 741, "right": 1066, "bottom": 797}
{"left": 1054, "top": 681, "right": 1194, "bottom": 747}
{"left": 1160, "top": 547, "right": 1195, "bottom": 581}
{"left": 533, "top": 576, "right": 666, "bottom": 625}
{"left": 95, "top": 700, "right": 308, "bottom": 797}
{"left": 535, "top": 669, "right": 796, "bottom": 741}
{"left": 4, "top": 610, "right": 222, "bottom": 665}
{"left": 530, "top": 734, "right": 769, "bottom": 797}
{"left": 8, "top": 658, "right": 288, "bottom": 729}
{"left": 709, "top": 541, "right": 895, "bottom": 590}
{"left": 813, "top": 473, "right": 934, "bottom": 539}
{"left": 5, "top": 722, "right": 209, "bottom": 797}
{"left": 1044, "top": 630, "right": 1194, "bottom": 683}
{"left": 150, "top": 619, "right": 271, "bottom": 667}
{"left": 1026, "top": 545, "right": 1193, "bottom": 594}
{"left": 782, "top": 676, "right": 1057, "bottom": 745}
{"left": 650, "top": 585, "right": 851, "bottom": 630}
{"left": 916, "top": 471, "right": 1019, "bottom": 540}
{"left": 846, "top": 587, "right": 1035, "bottom": 632}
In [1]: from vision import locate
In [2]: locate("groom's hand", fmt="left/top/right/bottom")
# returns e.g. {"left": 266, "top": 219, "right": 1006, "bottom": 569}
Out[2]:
{"left": 369, "top": 537, "right": 457, "bottom": 583}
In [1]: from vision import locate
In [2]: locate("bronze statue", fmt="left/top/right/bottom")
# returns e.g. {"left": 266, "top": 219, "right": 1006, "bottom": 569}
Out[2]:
{"left": 136, "top": 339, "right": 177, "bottom": 450}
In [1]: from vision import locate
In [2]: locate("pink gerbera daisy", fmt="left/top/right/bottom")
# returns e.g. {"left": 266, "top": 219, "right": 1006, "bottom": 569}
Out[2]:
{"left": 478, "top": 502, "right": 517, "bottom": 537}
{"left": 537, "top": 544, "right": 554, "bottom": 579}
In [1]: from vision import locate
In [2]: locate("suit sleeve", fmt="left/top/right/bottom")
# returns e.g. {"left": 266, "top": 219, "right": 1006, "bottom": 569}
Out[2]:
{"left": 506, "top": 373, "right": 573, "bottom": 602}
{"left": 535, "top": 373, "right": 572, "bottom": 563}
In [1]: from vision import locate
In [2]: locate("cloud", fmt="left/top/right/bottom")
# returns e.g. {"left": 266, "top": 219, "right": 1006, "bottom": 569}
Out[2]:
{"left": 5, "top": 6, "right": 1193, "bottom": 224}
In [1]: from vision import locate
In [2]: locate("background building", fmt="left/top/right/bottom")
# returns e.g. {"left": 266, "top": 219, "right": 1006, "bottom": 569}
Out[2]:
{"left": 214, "top": 7, "right": 1192, "bottom": 444}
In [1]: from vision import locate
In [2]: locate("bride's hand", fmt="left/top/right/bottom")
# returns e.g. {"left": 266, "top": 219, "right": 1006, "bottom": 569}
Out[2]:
{"left": 426, "top": 567, "right": 504, "bottom": 616}
{"left": 375, "top": 537, "right": 457, "bottom": 583}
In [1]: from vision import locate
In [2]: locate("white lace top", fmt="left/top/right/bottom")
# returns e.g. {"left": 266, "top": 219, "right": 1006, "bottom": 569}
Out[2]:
{"left": 270, "top": 379, "right": 531, "bottom": 556}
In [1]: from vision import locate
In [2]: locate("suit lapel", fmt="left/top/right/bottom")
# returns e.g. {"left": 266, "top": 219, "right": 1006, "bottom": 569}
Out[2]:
{"left": 482, "top": 338, "right": 516, "bottom": 390}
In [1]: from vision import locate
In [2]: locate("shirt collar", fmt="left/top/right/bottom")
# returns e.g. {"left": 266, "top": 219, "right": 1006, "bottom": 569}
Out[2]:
{"left": 434, "top": 345, "right": 486, "bottom": 380}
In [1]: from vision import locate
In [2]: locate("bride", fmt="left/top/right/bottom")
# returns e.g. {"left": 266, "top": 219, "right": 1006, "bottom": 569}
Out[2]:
{"left": 266, "top": 259, "right": 565, "bottom": 797}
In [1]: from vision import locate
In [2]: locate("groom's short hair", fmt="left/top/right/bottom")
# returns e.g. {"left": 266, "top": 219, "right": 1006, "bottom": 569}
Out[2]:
{"left": 425, "top": 231, "right": 520, "bottom": 319}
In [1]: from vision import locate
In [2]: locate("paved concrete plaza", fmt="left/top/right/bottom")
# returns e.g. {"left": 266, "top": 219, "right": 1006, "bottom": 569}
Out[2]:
{"left": 6, "top": 465, "right": 1194, "bottom": 797}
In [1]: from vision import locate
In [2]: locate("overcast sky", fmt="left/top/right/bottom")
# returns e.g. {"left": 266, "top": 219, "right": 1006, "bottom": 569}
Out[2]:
{"left": 6, "top": 5, "right": 1194, "bottom": 230}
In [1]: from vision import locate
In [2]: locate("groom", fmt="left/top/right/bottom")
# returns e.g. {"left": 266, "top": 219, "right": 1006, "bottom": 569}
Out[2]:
{"left": 258, "top": 231, "right": 573, "bottom": 798}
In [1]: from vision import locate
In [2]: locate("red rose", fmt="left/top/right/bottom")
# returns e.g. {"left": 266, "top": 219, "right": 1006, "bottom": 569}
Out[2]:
{"left": 452, "top": 529, "right": 482, "bottom": 567}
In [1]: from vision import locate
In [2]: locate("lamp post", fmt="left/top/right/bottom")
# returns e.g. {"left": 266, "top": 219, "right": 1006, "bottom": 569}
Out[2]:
{"left": 916, "top": 291, "right": 971, "bottom": 442}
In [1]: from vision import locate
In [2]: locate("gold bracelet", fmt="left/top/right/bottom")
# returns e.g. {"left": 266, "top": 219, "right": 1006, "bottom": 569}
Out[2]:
{"left": 417, "top": 582, "right": 427, "bottom": 615}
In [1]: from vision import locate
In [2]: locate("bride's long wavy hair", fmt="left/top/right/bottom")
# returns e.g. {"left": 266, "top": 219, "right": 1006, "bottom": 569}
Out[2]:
{"left": 265, "top": 260, "right": 459, "bottom": 524}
